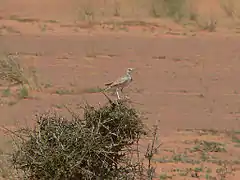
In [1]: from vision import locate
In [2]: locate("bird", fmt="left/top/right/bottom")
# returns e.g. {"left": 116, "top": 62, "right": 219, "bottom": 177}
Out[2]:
{"left": 104, "top": 68, "right": 134, "bottom": 99}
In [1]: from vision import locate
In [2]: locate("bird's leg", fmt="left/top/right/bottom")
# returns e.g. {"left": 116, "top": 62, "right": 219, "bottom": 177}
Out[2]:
{"left": 116, "top": 88, "right": 120, "bottom": 100}
{"left": 120, "top": 87, "right": 123, "bottom": 93}
{"left": 120, "top": 87, "right": 129, "bottom": 99}
{"left": 120, "top": 87, "right": 124, "bottom": 98}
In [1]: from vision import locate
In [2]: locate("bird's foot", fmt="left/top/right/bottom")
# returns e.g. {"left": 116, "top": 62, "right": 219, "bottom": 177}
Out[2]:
{"left": 124, "top": 95, "right": 130, "bottom": 99}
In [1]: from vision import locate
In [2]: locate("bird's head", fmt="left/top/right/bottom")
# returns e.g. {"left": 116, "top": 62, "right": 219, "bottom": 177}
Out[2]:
{"left": 127, "top": 68, "right": 134, "bottom": 74}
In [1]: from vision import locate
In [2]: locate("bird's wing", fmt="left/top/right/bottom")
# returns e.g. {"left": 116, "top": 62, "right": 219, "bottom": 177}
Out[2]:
{"left": 109, "top": 76, "right": 128, "bottom": 87}
{"left": 105, "top": 82, "right": 113, "bottom": 86}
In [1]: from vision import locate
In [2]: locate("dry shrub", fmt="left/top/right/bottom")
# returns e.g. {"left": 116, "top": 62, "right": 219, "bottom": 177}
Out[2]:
{"left": 195, "top": 16, "right": 217, "bottom": 32}
{"left": 150, "top": 0, "right": 188, "bottom": 22}
{"left": 11, "top": 98, "right": 146, "bottom": 179}
{"left": 0, "top": 53, "right": 28, "bottom": 85}
{"left": 0, "top": 152, "right": 18, "bottom": 180}
{"left": 0, "top": 53, "right": 39, "bottom": 88}
{"left": 220, "top": 0, "right": 236, "bottom": 18}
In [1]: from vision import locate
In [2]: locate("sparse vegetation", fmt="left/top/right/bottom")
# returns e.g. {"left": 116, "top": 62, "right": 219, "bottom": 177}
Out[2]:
{"left": 196, "top": 17, "right": 217, "bottom": 32}
{"left": 231, "top": 132, "right": 240, "bottom": 147}
{"left": 17, "top": 85, "right": 29, "bottom": 99}
{"left": 113, "top": 0, "right": 121, "bottom": 17}
{"left": 220, "top": 0, "right": 236, "bottom": 18}
{"left": 55, "top": 88, "right": 74, "bottom": 95}
{"left": 9, "top": 15, "right": 40, "bottom": 23}
{"left": 190, "top": 140, "right": 226, "bottom": 153}
{"left": 0, "top": 54, "right": 29, "bottom": 86}
{"left": 39, "top": 24, "right": 47, "bottom": 32}
{"left": 0, "top": 53, "right": 41, "bottom": 106}
{"left": 1, "top": 88, "right": 11, "bottom": 97}
{"left": 0, "top": 53, "right": 39, "bottom": 89}
{"left": 150, "top": 0, "right": 188, "bottom": 22}
{"left": 5, "top": 0, "right": 240, "bottom": 33}
{"left": 0, "top": 25, "right": 21, "bottom": 34}
{"left": 159, "top": 173, "right": 171, "bottom": 180}
{"left": 43, "top": 82, "right": 52, "bottom": 89}
{"left": 79, "top": 2, "right": 95, "bottom": 23}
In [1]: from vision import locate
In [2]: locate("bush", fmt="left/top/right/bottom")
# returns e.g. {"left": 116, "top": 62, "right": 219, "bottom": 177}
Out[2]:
{"left": 0, "top": 53, "right": 39, "bottom": 89}
{"left": 150, "top": 0, "right": 187, "bottom": 21}
{"left": 11, "top": 98, "right": 146, "bottom": 180}
{"left": 0, "top": 53, "right": 29, "bottom": 85}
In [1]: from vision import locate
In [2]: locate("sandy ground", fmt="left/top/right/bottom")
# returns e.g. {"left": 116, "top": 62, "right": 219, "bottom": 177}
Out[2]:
{"left": 1, "top": 0, "right": 240, "bottom": 179}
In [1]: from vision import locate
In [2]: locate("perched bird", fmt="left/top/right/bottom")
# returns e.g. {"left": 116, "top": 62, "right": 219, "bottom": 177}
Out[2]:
{"left": 104, "top": 68, "right": 134, "bottom": 99}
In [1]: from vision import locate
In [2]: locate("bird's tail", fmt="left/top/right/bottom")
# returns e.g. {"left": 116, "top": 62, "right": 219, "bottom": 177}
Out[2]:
{"left": 103, "top": 85, "right": 111, "bottom": 92}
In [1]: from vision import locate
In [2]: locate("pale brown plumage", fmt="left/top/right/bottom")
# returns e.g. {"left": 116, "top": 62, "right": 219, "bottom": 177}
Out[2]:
{"left": 104, "top": 68, "right": 134, "bottom": 99}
